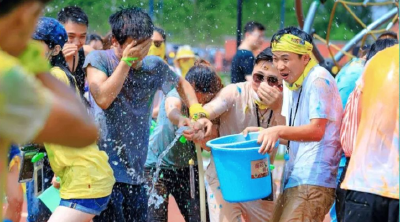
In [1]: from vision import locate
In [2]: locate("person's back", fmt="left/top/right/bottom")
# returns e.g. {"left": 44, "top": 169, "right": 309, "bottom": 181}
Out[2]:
{"left": 46, "top": 65, "right": 115, "bottom": 199}
{"left": 340, "top": 45, "right": 399, "bottom": 222}
{"left": 231, "top": 50, "right": 255, "bottom": 83}
{"left": 231, "top": 21, "right": 265, "bottom": 83}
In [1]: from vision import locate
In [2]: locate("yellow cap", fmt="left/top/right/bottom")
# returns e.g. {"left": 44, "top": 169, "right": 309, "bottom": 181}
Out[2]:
{"left": 189, "top": 159, "right": 195, "bottom": 165}
{"left": 175, "top": 45, "right": 195, "bottom": 61}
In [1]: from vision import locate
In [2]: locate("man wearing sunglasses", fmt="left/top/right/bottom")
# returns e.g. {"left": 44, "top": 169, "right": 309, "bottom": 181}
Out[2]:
{"left": 197, "top": 47, "right": 284, "bottom": 222}
{"left": 245, "top": 27, "right": 342, "bottom": 222}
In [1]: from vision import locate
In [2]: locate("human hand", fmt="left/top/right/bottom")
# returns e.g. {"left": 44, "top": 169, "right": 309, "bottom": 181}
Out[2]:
{"left": 122, "top": 39, "right": 152, "bottom": 64}
{"left": 257, "top": 82, "right": 283, "bottom": 111}
{"left": 242, "top": 127, "right": 263, "bottom": 137}
{"left": 51, "top": 175, "right": 60, "bottom": 189}
{"left": 62, "top": 43, "right": 78, "bottom": 59}
{"left": 257, "top": 126, "right": 282, "bottom": 155}
{"left": 195, "top": 118, "right": 212, "bottom": 137}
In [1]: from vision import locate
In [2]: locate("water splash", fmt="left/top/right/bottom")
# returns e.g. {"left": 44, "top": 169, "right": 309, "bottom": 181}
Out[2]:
{"left": 148, "top": 126, "right": 189, "bottom": 208}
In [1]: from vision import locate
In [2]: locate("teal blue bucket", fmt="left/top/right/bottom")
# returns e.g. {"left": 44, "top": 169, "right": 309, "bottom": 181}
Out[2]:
{"left": 206, "top": 133, "right": 272, "bottom": 203}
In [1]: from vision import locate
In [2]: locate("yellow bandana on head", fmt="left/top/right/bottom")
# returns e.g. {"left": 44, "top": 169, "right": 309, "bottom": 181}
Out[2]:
{"left": 271, "top": 34, "right": 318, "bottom": 91}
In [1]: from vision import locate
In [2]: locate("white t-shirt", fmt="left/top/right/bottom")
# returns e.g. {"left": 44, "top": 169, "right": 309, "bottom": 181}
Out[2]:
{"left": 281, "top": 65, "right": 343, "bottom": 190}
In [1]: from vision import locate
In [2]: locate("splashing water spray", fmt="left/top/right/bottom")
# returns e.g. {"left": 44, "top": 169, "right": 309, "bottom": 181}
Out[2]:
{"left": 148, "top": 126, "right": 189, "bottom": 209}
{"left": 189, "top": 158, "right": 195, "bottom": 199}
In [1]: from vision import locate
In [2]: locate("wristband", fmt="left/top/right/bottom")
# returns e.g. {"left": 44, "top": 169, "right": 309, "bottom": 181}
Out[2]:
{"left": 121, "top": 57, "right": 138, "bottom": 67}
{"left": 189, "top": 103, "right": 209, "bottom": 121}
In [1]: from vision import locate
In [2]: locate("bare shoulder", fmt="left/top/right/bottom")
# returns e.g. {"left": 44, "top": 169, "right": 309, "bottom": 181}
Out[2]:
{"left": 83, "top": 45, "right": 95, "bottom": 56}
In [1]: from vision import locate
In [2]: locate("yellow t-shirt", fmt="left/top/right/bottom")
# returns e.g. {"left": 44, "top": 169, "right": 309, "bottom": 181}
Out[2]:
{"left": 0, "top": 49, "right": 53, "bottom": 216}
{"left": 45, "top": 66, "right": 115, "bottom": 199}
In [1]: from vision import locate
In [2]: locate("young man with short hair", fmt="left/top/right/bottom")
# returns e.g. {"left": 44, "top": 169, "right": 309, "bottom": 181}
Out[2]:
{"left": 58, "top": 6, "right": 93, "bottom": 98}
{"left": 84, "top": 7, "right": 210, "bottom": 221}
{"left": 231, "top": 21, "right": 265, "bottom": 83}
{"left": 0, "top": 0, "right": 99, "bottom": 219}
{"left": 246, "top": 27, "right": 342, "bottom": 222}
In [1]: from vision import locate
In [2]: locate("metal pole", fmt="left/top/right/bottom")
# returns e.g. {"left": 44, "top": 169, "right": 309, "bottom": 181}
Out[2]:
{"left": 280, "top": 0, "right": 285, "bottom": 29}
{"left": 302, "top": 0, "right": 324, "bottom": 63}
{"left": 303, "top": 0, "right": 320, "bottom": 34}
{"left": 334, "top": 7, "right": 397, "bottom": 62}
{"left": 237, "top": 0, "right": 243, "bottom": 48}
{"left": 149, "top": 0, "right": 154, "bottom": 20}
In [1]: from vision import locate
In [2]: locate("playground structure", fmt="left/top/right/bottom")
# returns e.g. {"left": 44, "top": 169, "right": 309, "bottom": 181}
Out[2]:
{"left": 296, "top": 0, "right": 398, "bottom": 74}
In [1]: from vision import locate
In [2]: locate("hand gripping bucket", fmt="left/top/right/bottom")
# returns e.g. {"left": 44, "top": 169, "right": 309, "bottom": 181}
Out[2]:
{"left": 206, "top": 133, "right": 272, "bottom": 203}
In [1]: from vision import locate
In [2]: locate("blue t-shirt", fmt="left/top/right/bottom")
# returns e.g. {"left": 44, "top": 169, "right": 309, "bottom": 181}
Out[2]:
{"left": 83, "top": 50, "right": 179, "bottom": 185}
{"left": 335, "top": 58, "right": 365, "bottom": 109}
{"left": 281, "top": 66, "right": 343, "bottom": 190}
{"left": 231, "top": 49, "right": 254, "bottom": 83}
{"left": 145, "top": 89, "right": 196, "bottom": 169}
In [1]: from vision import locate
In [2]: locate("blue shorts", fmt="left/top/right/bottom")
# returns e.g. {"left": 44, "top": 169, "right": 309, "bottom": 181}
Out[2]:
{"left": 60, "top": 196, "right": 110, "bottom": 216}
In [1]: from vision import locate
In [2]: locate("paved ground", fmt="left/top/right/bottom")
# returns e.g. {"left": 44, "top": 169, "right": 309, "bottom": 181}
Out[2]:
{"left": 5, "top": 160, "right": 330, "bottom": 222}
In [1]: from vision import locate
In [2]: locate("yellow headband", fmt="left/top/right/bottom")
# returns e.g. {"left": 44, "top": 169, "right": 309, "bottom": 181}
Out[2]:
{"left": 271, "top": 34, "right": 317, "bottom": 91}
{"left": 271, "top": 34, "right": 313, "bottom": 55}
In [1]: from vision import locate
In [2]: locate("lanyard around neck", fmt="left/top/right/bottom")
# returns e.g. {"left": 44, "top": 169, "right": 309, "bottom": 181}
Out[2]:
{"left": 255, "top": 105, "right": 273, "bottom": 128}
{"left": 286, "top": 87, "right": 303, "bottom": 152}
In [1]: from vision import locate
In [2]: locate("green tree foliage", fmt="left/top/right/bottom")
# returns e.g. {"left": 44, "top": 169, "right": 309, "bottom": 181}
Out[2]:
{"left": 44, "top": 0, "right": 381, "bottom": 45}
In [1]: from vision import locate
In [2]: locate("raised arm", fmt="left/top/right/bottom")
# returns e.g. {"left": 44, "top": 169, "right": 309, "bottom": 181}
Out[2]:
{"left": 175, "top": 76, "right": 199, "bottom": 108}
{"left": 203, "top": 84, "right": 236, "bottom": 121}
{"left": 86, "top": 61, "right": 130, "bottom": 109}
{"left": 86, "top": 39, "right": 151, "bottom": 109}
{"left": 165, "top": 96, "right": 191, "bottom": 127}
{"left": 33, "top": 73, "right": 98, "bottom": 147}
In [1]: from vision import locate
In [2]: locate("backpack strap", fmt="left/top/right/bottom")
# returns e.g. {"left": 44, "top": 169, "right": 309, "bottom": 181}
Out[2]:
{"left": 58, "top": 65, "right": 77, "bottom": 90}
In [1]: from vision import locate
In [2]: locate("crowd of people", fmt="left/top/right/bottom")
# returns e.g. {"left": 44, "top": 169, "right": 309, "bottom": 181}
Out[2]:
{"left": 0, "top": 0, "right": 398, "bottom": 222}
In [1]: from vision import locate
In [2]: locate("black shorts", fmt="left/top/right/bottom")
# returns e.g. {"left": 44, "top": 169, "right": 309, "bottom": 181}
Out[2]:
{"left": 344, "top": 190, "right": 399, "bottom": 222}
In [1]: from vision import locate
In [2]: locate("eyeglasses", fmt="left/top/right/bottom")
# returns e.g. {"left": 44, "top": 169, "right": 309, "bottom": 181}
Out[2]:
{"left": 253, "top": 74, "right": 283, "bottom": 90}
{"left": 153, "top": 40, "right": 164, "bottom": 47}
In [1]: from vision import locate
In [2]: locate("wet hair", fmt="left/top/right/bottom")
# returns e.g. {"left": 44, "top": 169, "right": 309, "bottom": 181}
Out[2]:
{"left": 244, "top": 21, "right": 265, "bottom": 33}
{"left": 271, "top": 26, "right": 313, "bottom": 45}
{"left": 86, "top": 33, "right": 103, "bottom": 44}
{"left": 366, "top": 38, "right": 398, "bottom": 61}
{"left": 154, "top": 27, "right": 167, "bottom": 42}
{"left": 185, "top": 60, "right": 224, "bottom": 95}
{"left": 353, "top": 44, "right": 370, "bottom": 58}
{"left": 254, "top": 47, "right": 273, "bottom": 64}
{"left": 378, "top": 31, "right": 398, "bottom": 40}
{"left": 0, "top": 0, "right": 52, "bottom": 17}
{"left": 102, "top": 32, "right": 113, "bottom": 50}
{"left": 109, "top": 7, "right": 154, "bottom": 45}
{"left": 57, "top": 6, "right": 89, "bottom": 27}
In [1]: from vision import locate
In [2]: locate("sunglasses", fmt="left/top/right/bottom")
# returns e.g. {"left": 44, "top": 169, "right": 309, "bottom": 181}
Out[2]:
{"left": 153, "top": 40, "right": 164, "bottom": 47}
{"left": 253, "top": 74, "right": 283, "bottom": 90}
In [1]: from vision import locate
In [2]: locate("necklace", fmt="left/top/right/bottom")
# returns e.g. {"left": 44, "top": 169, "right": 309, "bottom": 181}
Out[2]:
{"left": 255, "top": 105, "right": 273, "bottom": 128}
{"left": 258, "top": 109, "right": 269, "bottom": 122}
